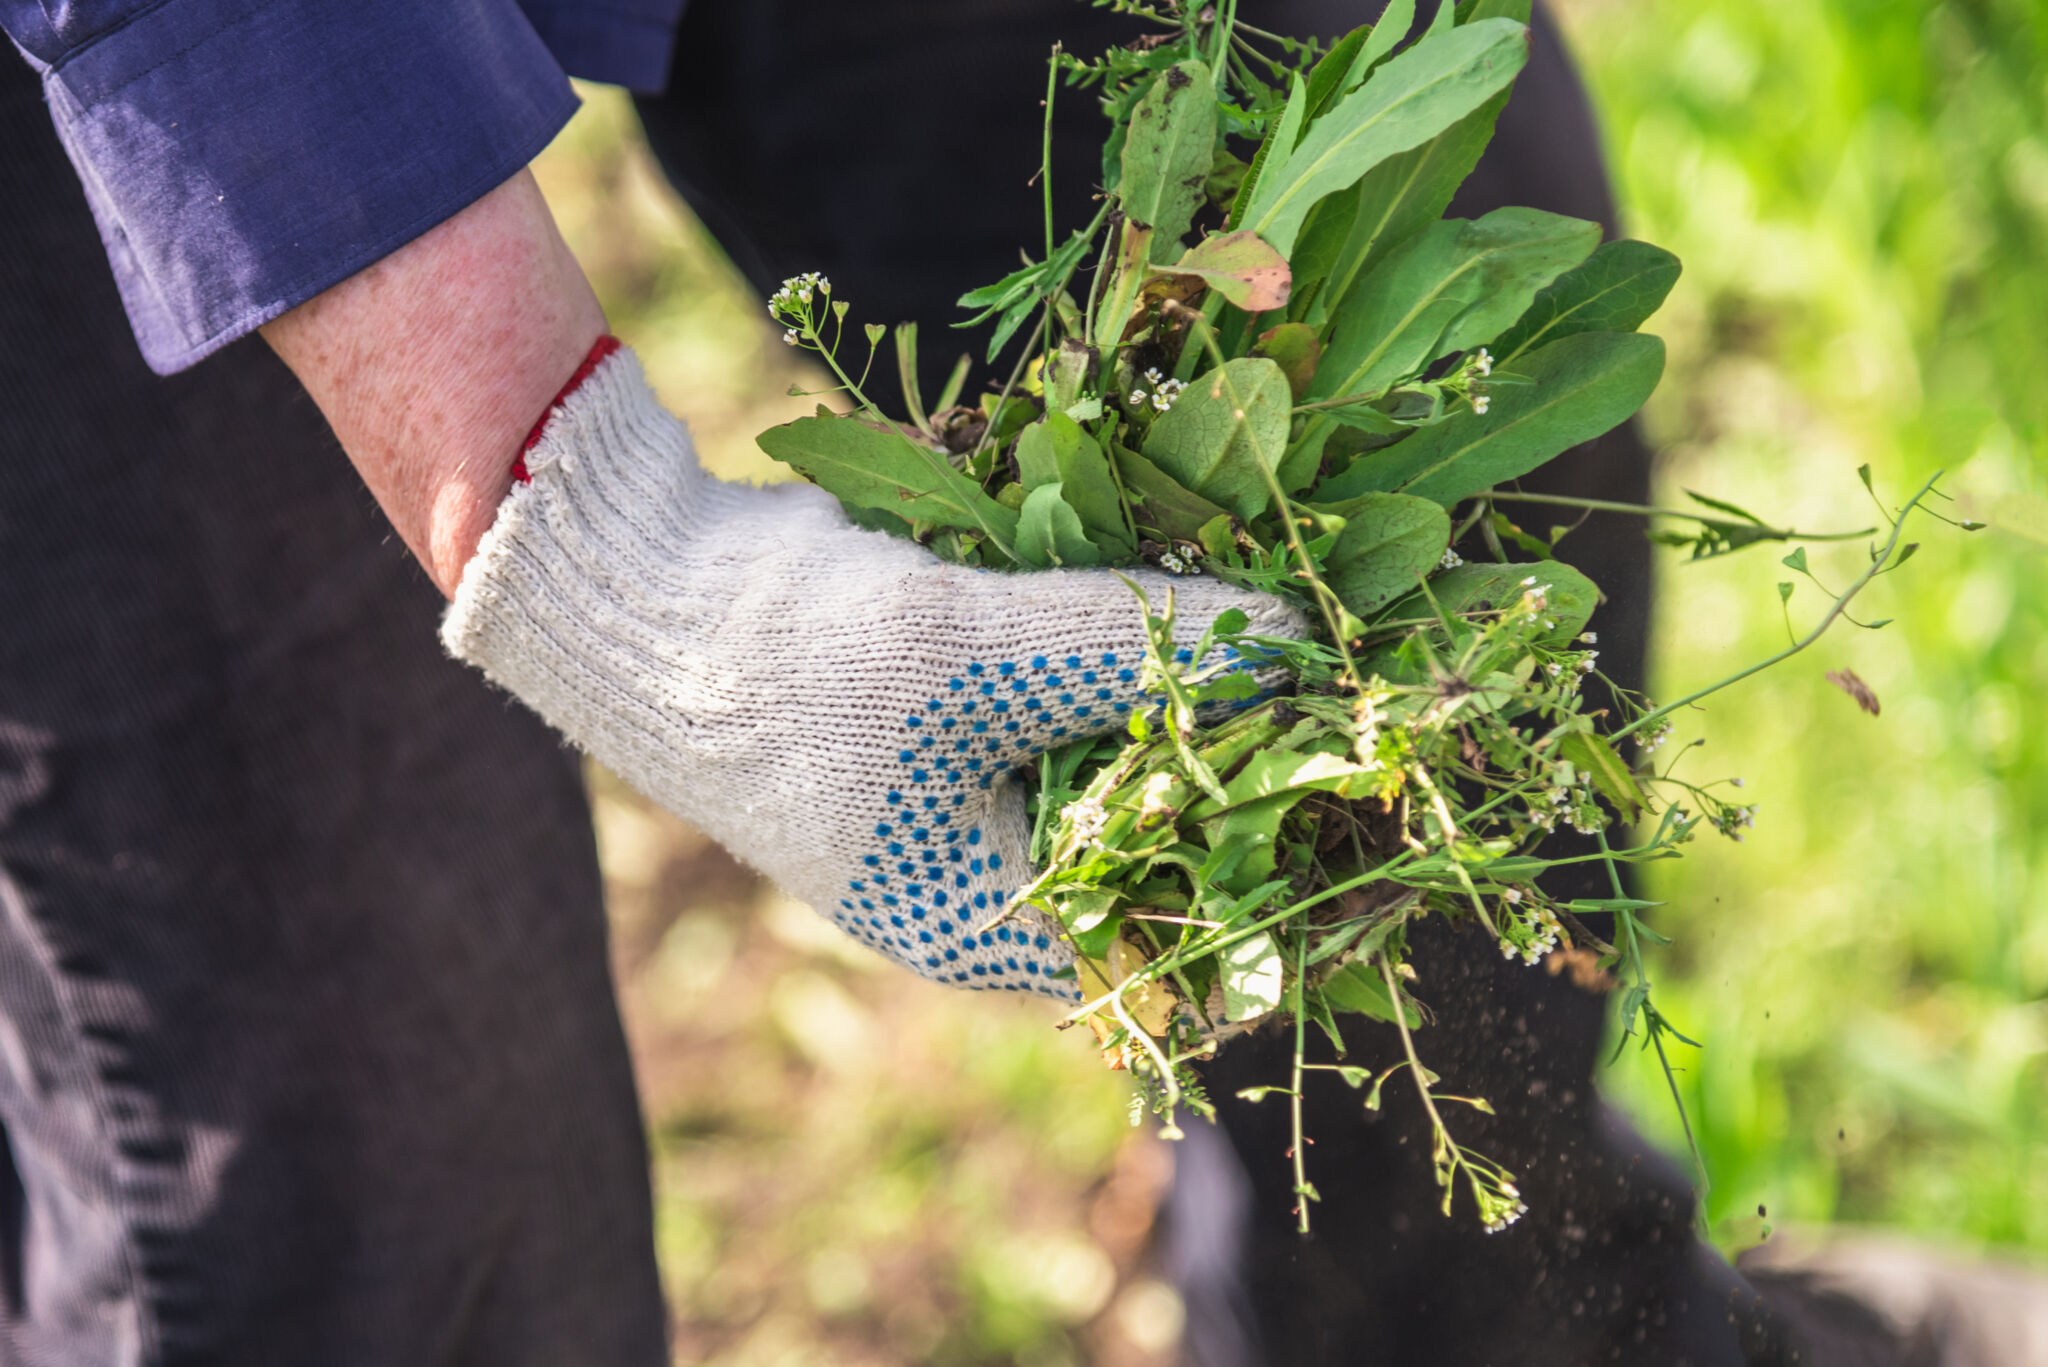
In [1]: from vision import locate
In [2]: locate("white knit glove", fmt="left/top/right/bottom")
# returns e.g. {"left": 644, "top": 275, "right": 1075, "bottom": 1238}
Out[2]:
{"left": 443, "top": 344, "right": 1306, "bottom": 999}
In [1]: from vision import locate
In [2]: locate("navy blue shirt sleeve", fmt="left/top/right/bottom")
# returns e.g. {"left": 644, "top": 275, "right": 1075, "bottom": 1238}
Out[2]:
{"left": 519, "top": 0, "right": 684, "bottom": 95}
{"left": 3, "top": 0, "right": 597, "bottom": 374}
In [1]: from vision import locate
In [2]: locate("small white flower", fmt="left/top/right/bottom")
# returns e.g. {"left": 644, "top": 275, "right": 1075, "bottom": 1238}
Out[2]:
{"left": 1731, "top": 777, "right": 1744, "bottom": 788}
{"left": 1521, "top": 576, "right": 1538, "bottom": 587}
{"left": 1063, "top": 797, "right": 1110, "bottom": 845}
{"left": 1439, "top": 548, "right": 1464, "bottom": 570}
{"left": 1472, "top": 347, "right": 1493, "bottom": 378}
{"left": 782, "top": 328, "right": 799, "bottom": 346}
{"left": 1579, "top": 632, "right": 1598, "bottom": 645}
{"left": 1483, "top": 1200, "right": 1529, "bottom": 1234}
{"left": 1471, "top": 393, "right": 1491, "bottom": 415}
{"left": 1504, "top": 888, "right": 1523, "bottom": 904}
{"left": 1129, "top": 389, "right": 1148, "bottom": 406}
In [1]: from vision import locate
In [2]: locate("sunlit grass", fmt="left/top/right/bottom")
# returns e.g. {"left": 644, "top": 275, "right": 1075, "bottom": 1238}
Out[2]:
{"left": 1556, "top": 0, "right": 2048, "bottom": 1251}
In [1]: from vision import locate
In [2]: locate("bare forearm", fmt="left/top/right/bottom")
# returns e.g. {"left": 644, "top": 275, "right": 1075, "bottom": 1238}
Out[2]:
{"left": 261, "top": 170, "right": 605, "bottom": 597}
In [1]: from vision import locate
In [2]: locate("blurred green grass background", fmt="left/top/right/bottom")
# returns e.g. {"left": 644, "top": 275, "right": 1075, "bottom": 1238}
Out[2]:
{"left": 530, "top": 1, "right": 2048, "bottom": 1359}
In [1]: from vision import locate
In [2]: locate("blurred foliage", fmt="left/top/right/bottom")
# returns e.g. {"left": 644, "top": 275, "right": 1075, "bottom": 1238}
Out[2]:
{"left": 1553, "top": 0, "right": 2048, "bottom": 1251}
{"left": 535, "top": 0, "right": 2048, "bottom": 1353}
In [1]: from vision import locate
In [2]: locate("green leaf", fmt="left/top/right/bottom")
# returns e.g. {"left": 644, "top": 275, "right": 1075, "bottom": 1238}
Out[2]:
{"left": 1347, "top": 0, "right": 1416, "bottom": 87}
{"left": 1322, "top": 961, "right": 1421, "bottom": 1026}
{"left": 758, "top": 415, "right": 1020, "bottom": 556}
{"left": 1319, "top": 492, "right": 1452, "bottom": 617}
{"left": 1119, "top": 60, "right": 1218, "bottom": 251}
{"left": 1201, "top": 794, "right": 1295, "bottom": 892}
{"left": 1142, "top": 358, "right": 1293, "bottom": 519}
{"left": 1016, "top": 483, "right": 1103, "bottom": 568}
{"left": 1014, "top": 418, "right": 1063, "bottom": 490}
{"left": 1323, "top": 331, "right": 1665, "bottom": 507}
{"left": 1559, "top": 731, "right": 1643, "bottom": 819}
{"left": 1018, "top": 413, "right": 1135, "bottom": 556}
{"left": 1112, "top": 445, "right": 1234, "bottom": 541}
{"left": 1310, "top": 207, "right": 1600, "bottom": 404}
{"left": 1290, "top": 88, "right": 1509, "bottom": 332}
{"left": 1234, "top": 1085, "right": 1296, "bottom": 1103}
{"left": 1782, "top": 546, "right": 1809, "bottom": 573}
{"left": 956, "top": 225, "right": 1098, "bottom": 362}
{"left": 1167, "top": 230, "right": 1292, "bottom": 312}
{"left": 1778, "top": 580, "right": 1795, "bottom": 604}
{"left": 1253, "top": 322, "right": 1322, "bottom": 400}
{"left": 1221, "top": 931, "right": 1285, "bottom": 1022}
{"left": 1491, "top": 239, "right": 1683, "bottom": 363}
{"left": 1063, "top": 887, "right": 1121, "bottom": 936}
{"left": 1303, "top": 27, "right": 1371, "bottom": 123}
{"left": 1380, "top": 559, "right": 1600, "bottom": 645}
{"left": 1241, "top": 18, "right": 1531, "bottom": 255}
{"left": 1070, "top": 909, "right": 1123, "bottom": 961}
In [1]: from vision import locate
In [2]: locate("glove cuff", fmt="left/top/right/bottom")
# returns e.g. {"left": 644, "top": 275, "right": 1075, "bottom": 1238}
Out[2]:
{"left": 509, "top": 334, "right": 624, "bottom": 485}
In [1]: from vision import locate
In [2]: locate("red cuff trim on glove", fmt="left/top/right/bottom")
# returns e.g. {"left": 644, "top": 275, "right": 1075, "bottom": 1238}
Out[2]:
{"left": 511, "top": 335, "right": 623, "bottom": 484}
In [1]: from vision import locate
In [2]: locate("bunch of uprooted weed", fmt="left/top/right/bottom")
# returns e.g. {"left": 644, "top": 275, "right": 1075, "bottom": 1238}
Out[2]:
{"left": 752, "top": 0, "right": 1959, "bottom": 1232}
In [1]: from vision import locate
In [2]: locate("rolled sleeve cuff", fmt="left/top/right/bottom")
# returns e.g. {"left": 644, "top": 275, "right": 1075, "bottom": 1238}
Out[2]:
{"left": 42, "top": 0, "right": 579, "bottom": 374}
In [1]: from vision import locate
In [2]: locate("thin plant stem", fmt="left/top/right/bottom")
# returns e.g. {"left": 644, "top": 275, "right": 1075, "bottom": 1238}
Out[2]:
{"left": 1481, "top": 489, "right": 1873, "bottom": 542}
{"left": 1615, "top": 470, "right": 1941, "bottom": 741}
{"left": 1290, "top": 927, "right": 1313, "bottom": 1233}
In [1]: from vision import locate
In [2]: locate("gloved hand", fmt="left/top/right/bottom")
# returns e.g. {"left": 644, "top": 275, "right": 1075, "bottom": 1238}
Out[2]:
{"left": 443, "top": 341, "right": 1307, "bottom": 998}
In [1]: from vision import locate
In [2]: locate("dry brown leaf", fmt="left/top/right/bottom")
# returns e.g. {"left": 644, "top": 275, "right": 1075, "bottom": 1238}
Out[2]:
{"left": 1824, "top": 668, "right": 1881, "bottom": 716}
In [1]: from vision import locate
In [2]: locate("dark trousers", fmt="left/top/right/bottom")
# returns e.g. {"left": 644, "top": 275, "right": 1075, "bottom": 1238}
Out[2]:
{"left": 0, "top": 56, "right": 665, "bottom": 1367}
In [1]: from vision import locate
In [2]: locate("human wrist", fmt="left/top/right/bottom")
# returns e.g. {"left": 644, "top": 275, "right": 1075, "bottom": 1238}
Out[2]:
{"left": 260, "top": 169, "right": 606, "bottom": 597}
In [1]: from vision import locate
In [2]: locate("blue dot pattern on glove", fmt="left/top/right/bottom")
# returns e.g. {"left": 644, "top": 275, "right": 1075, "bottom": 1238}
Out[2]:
{"left": 831, "top": 648, "right": 1206, "bottom": 1000}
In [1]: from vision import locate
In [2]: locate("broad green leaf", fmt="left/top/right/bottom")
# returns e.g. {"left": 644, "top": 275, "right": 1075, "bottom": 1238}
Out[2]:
{"left": 1347, "top": 0, "right": 1416, "bottom": 87}
{"left": 1320, "top": 493, "right": 1452, "bottom": 617}
{"left": 1014, "top": 417, "right": 1064, "bottom": 490}
{"left": 1168, "top": 230, "right": 1292, "bottom": 312}
{"left": 1192, "top": 748, "right": 1377, "bottom": 819}
{"left": 758, "top": 415, "right": 1019, "bottom": 556}
{"left": 1016, "top": 483, "right": 1103, "bottom": 568}
{"left": 1291, "top": 86, "right": 1508, "bottom": 332}
{"left": 1458, "top": 0, "right": 1532, "bottom": 23}
{"left": 1266, "top": 73, "right": 1311, "bottom": 177}
{"left": 1020, "top": 413, "right": 1135, "bottom": 556}
{"left": 1240, "top": 19, "right": 1530, "bottom": 255}
{"left": 1253, "top": 322, "right": 1322, "bottom": 400}
{"left": 1142, "top": 358, "right": 1293, "bottom": 519}
{"left": 1112, "top": 445, "right": 1233, "bottom": 541}
{"left": 1322, "top": 960, "right": 1421, "bottom": 1026}
{"left": 1435, "top": 209, "right": 1602, "bottom": 353}
{"left": 1425, "top": 0, "right": 1455, "bottom": 37}
{"left": 1326, "top": 331, "right": 1665, "bottom": 507}
{"left": 1490, "top": 240, "right": 1683, "bottom": 362}
{"left": 1221, "top": 930, "right": 1285, "bottom": 1022}
{"left": 1381, "top": 559, "right": 1600, "bottom": 644}
{"left": 1063, "top": 887, "right": 1121, "bottom": 938}
{"left": 1120, "top": 60, "right": 1217, "bottom": 252}
{"left": 1310, "top": 207, "right": 1600, "bottom": 404}
{"left": 1560, "top": 731, "right": 1643, "bottom": 819}
{"left": 1303, "top": 27, "right": 1371, "bottom": 123}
